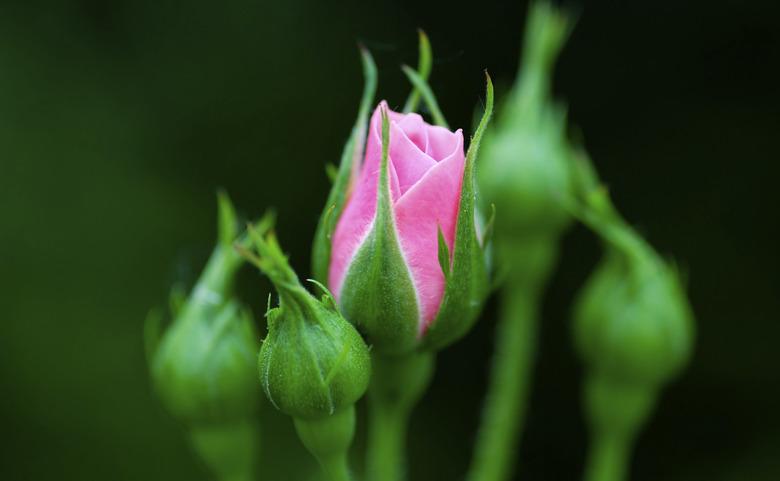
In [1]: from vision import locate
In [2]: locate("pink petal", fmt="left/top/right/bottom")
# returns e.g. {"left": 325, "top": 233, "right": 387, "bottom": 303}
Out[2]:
{"left": 393, "top": 130, "right": 466, "bottom": 331}
{"left": 390, "top": 120, "right": 436, "bottom": 196}
{"left": 396, "top": 114, "right": 429, "bottom": 152}
{"left": 426, "top": 124, "right": 462, "bottom": 160}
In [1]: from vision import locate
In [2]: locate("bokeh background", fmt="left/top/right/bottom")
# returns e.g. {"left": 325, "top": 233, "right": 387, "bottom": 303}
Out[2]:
{"left": 1, "top": 0, "right": 778, "bottom": 480}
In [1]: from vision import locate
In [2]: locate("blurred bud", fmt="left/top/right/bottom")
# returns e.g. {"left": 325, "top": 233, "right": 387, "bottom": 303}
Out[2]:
{"left": 240, "top": 224, "right": 371, "bottom": 420}
{"left": 314, "top": 58, "right": 494, "bottom": 354}
{"left": 571, "top": 149, "right": 695, "bottom": 386}
{"left": 574, "top": 245, "right": 694, "bottom": 385}
{"left": 571, "top": 149, "right": 695, "bottom": 441}
{"left": 147, "top": 191, "right": 261, "bottom": 425}
{"left": 478, "top": 1, "right": 575, "bottom": 244}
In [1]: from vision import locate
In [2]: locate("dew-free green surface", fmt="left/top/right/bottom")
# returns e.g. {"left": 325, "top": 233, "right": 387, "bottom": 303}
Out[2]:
{"left": 1, "top": 1, "right": 779, "bottom": 480}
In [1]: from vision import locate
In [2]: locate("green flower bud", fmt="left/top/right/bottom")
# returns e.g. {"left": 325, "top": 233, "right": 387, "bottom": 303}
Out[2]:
{"left": 574, "top": 244, "right": 694, "bottom": 386}
{"left": 571, "top": 154, "right": 695, "bottom": 386}
{"left": 240, "top": 224, "right": 371, "bottom": 421}
{"left": 478, "top": 2, "right": 575, "bottom": 242}
{"left": 146, "top": 191, "right": 261, "bottom": 425}
{"left": 570, "top": 150, "right": 695, "bottom": 454}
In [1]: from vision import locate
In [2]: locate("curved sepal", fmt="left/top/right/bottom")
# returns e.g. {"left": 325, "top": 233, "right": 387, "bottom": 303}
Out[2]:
{"left": 424, "top": 74, "right": 494, "bottom": 351}
{"left": 339, "top": 109, "right": 420, "bottom": 354}
{"left": 403, "top": 30, "right": 433, "bottom": 113}
{"left": 311, "top": 47, "right": 378, "bottom": 283}
{"left": 401, "top": 64, "right": 448, "bottom": 128}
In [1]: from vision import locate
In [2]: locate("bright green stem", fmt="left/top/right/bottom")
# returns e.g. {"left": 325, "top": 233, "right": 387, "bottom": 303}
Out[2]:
{"left": 366, "top": 351, "right": 435, "bottom": 481}
{"left": 466, "top": 283, "right": 539, "bottom": 481}
{"left": 467, "top": 237, "right": 559, "bottom": 481}
{"left": 294, "top": 406, "right": 356, "bottom": 481}
{"left": 584, "top": 435, "right": 629, "bottom": 481}
{"left": 581, "top": 375, "right": 656, "bottom": 481}
{"left": 189, "top": 420, "right": 257, "bottom": 481}
{"left": 367, "top": 400, "right": 407, "bottom": 481}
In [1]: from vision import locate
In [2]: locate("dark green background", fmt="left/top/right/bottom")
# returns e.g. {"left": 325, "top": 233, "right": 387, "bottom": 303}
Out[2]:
{"left": 1, "top": 1, "right": 777, "bottom": 480}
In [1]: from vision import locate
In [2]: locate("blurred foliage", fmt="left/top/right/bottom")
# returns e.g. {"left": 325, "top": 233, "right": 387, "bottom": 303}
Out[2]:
{"left": 1, "top": 0, "right": 779, "bottom": 480}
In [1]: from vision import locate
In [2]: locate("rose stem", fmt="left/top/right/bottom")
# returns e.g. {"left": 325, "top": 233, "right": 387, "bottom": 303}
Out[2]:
{"left": 365, "top": 351, "right": 435, "bottom": 481}
{"left": 466, "top": 238, "right": 559, "bottom": 481}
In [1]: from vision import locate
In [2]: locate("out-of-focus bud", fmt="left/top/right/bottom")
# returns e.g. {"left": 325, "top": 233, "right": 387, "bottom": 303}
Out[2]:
{"left": 570, "top": 149, "right": 695, "bottom": 479}
{"left": 571, "top": 148, "right": 695, "bottom": 390}
{"left": 147, "top": 191, "right": 260, "bottom": 425}
{"left": 239, "top": 222, "right": 370, "bottom": 481}
{"left": 145, "top": 191, "right": 263, "bottom": 481}
{"left": 313, "top": 58, "right": 494, "bottom": 354}
{"left": 477, "top": 1, "right": 574, "bottom": 277}
{"left": 574, "top": 242, "right": 694, "bottom": 387}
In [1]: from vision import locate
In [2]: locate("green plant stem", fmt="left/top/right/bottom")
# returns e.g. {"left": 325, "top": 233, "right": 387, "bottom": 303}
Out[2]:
{"left": 319, "top": 457, "right": 351, "bottom": 481}
{"left": 467, "top": 237, "right": 559, "bottom": 481}
{"left": 294, "top": 407, "right": 357, "bottom": 481}
{"left": 580, "top": 374, "right": 655, "bottom": 481}
{"left": 366, "top": 351, "right": 435, "bottom": 481}
{"left": 583, "top": 435, "right": 628, "bottom": 481}
{"left": 189, "top": 420, "right": 256, "bottom": 481}
{"left": 366, "top": 399, "right": 407, "bottom": 481}
{"left": 466, "top": 282, "right": 539, "bottom": 481}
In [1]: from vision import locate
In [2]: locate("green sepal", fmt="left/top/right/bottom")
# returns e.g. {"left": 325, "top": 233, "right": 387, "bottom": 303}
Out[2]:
{"left": 403, "top": 29, "right": 433, "bottom": 113}
{"left": 311, "top": 47, "right": 378, "bottom": 283}
{"left": 217, "top": 188, "right": 238, "bottom": 248}
{"left": 482, "top": 203, "right": 497, "bottom": 249}
{"left": 244, "top": 223, "right": 371, "bottom": 420}
{"left": 325, "top": 163, "right": 338, "bottom": 184}
{"left": 423, "top": 74, "right": 494, "bottom": 351}
{"left": 437, "top": 224, "right": 451, "bottom": 281}
{"left": 401, "top": 64, "right": 448, "bottom": 128}
{"left": 339, "top": 109, "right": 420, "bottom": 355}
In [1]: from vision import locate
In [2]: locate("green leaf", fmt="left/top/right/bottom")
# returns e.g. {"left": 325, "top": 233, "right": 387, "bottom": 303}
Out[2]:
{"left": 424, "top": 73, "right": 494, "bottom": 351}
{"left": 403, "top": 30, "right": 433, "bottom": 113}
{"left": 339, "top": 109, "right": 420, "bottom": 354}
{"left": 311, "top": 47, "right": 378, "bottom": 283}
{"left": 401, "top": 65, "right": 448, "bottom": 128}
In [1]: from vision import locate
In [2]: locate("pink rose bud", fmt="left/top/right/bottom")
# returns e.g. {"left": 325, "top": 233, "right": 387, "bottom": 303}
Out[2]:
{"left": 312, "top": 52, "right": 494, "bottom": 354}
